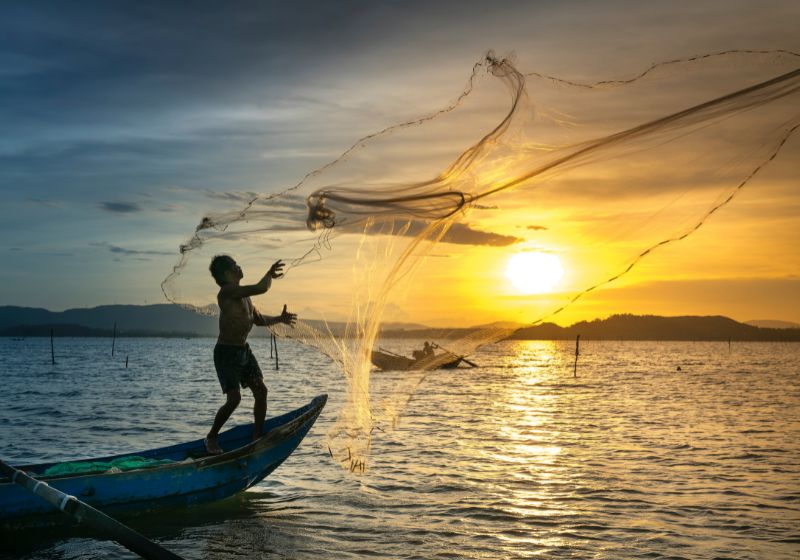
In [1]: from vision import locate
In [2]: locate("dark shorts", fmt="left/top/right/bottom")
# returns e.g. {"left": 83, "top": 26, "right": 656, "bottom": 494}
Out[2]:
{"left": 213, "top": 343, "right": 263, "bottom": 394}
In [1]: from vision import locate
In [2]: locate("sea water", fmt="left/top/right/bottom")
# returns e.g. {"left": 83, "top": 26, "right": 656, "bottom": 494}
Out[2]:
{"left": 0, "top": 337, "right": 798, "bottom": 559}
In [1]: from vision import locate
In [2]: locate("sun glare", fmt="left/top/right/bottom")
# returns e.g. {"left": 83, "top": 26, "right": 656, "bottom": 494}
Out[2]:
{"left": 506, "top": 252, "right": 564, "bottom": 294}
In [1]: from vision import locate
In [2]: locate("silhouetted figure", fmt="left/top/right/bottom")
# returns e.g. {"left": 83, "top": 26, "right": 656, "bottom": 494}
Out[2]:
{"left": 204, "top": 256, "right": 297, "bottom": 455}
{"left": 413, "top": 341, "right": 436, "bottom": 361}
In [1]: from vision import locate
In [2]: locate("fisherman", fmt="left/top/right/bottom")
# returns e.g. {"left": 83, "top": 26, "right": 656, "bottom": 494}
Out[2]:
{"left": 413, "top": 341, "right": 435, "bottom": 360}
{"left": 204, "top": 255, "right": 297, "bottom": 455}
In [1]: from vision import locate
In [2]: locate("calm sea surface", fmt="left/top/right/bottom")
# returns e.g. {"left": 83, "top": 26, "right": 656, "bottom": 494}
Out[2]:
{"left": 0, "top": 337, "right": 799, "bottom": 559}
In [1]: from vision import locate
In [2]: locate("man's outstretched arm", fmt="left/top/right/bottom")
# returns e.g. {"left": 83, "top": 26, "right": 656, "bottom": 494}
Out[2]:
{"left": 254, "top": 304, "right": 297, "bottom": 327}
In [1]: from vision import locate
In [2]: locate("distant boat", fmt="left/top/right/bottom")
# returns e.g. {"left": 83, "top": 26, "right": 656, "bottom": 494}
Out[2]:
{"left": 0, "top": 395, "right": 326, "bottom": 529}
{"left": 371, "top": 349, "right": 463, "bottom": 371}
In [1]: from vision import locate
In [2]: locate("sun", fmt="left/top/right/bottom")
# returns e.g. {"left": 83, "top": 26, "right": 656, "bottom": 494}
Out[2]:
{"left": 506, "top": 252, "right": 564, "bottom": 294}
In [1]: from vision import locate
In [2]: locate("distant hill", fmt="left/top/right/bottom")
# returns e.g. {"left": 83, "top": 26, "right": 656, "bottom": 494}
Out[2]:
{"left": 507, "top": 314, "right": 800, "bottom": 342}
{"left": 1, "top": 306, "right": 798, "bottom": 341}
{"left": 0, "top": 304, "right": 218, "bottom": 337}
{"left": 0, "top": 323, "right": 112, "bottom": 337}
{"left": 0, "top": 305, "right": 429, "bottom": 338}
{"left": 746, "top": 319, "right": 800, "bottom": 329}
{"left": 380, "top": 321, "right": 430, "bottom": 331}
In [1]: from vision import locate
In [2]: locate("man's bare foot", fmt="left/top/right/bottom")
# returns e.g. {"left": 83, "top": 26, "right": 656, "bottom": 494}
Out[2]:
{"left": 204, "top": 436, "right": 223, "bottom": 455}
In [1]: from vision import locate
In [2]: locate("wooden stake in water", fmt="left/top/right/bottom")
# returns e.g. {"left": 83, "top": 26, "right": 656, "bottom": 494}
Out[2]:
{"left": 112, "top": 322, "right": 117, "bottom": 357}
{"left": 272, "top": 333, "right": 279, "bottom": 371}
{"left": 50, "top": 328, "right": 55, "bottom": 365}
{"left": 125, "top": 354, "right": 129, "bottom": 368}
{"left": 573, "top": 334, "right": 580, "bottom": 378}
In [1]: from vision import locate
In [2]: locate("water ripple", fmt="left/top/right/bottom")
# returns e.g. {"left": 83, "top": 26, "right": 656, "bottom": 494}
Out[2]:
{"left": 1, "top": 338, "right": 799, "bottom": 559}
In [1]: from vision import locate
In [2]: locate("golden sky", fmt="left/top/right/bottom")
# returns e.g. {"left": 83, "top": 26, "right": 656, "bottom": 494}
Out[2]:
{"left": 2, "top": 1, "right": 798, "bottom": 326}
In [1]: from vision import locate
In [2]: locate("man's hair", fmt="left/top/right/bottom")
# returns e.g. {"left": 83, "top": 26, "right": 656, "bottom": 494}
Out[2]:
{"left": 209, "top": 255, "right": 236, "bottom": 286}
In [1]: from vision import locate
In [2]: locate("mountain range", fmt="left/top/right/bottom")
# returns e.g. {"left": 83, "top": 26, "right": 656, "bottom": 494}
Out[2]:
{"left": 0, "top": 305, "right": 425, "bottom": 338}
{"left": 0, "top": 305, "right": 798, "bottom": 341}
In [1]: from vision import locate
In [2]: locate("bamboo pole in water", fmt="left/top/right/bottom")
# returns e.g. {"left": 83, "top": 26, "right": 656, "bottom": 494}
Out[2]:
{"left": 0, "top": 460, "right": 184, "bottom": 560}
{"left": 112, "top": 322, "right": 117, "bottom": 357}
{"left": 573, "top": 335, "right": 580, "bottom": 378}
{"left": 50, "top": 329, "right": 55, "bottom": 365}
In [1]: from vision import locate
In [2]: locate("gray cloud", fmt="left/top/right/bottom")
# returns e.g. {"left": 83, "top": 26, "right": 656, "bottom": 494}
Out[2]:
{"left": 397, "top": 220, "right": 520, "bottom": 247}
{"left": 335, "top": 217, "right": 521, "bottom": 246}
{"left": 441, "top": 223, "right": 520, "bottom": 246}
{"left": 204, "top": 190, "right": 260, "bottom": 203}
{"left": 91, "top": 242, "right": 172, "bottom": 257}
{"left": 98, "top": 201, "right": 142, "bottom": 213}
{"left": 334, "top": 215, "right": 523, "bottom": 246}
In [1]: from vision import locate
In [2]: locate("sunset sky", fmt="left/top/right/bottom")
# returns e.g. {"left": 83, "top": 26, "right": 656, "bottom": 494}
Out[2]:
{"left": 1, "top": 1, "right": 798, "bottom": 326}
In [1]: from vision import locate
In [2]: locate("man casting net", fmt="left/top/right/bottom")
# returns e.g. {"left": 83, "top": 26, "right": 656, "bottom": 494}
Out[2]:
{"left": 162, "top": 50, "right": 800, "bottom": 472}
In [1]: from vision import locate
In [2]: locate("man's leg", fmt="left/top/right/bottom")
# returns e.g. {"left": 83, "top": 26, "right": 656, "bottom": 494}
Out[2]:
{"left": 206, "top": 389, "right": 241, "bottom": 453}
{"left": 251, "top": 379, "right": 268, "bottom": 440}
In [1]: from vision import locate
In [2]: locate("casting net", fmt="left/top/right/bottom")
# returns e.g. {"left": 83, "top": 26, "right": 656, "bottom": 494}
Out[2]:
{"left": 162, "top": 50, "right": 800, "bottom": 472}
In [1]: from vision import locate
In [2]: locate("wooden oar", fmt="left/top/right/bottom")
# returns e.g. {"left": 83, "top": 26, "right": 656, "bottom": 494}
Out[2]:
{"left": 432, "top": 343, "right": 479, "bottom": 368}
{"left": 0, "top": 459, "right": 184, "bottom": 560}
{"left": 378, "top": 347, "right": 408, "bottom": 359}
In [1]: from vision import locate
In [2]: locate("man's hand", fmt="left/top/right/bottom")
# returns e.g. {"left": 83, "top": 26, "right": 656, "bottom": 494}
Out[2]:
{"left": 269, "top": 260, "right": 286, "bottom": 279}
{"left": 279, "top": 304, "right": 297, "bottom": 327}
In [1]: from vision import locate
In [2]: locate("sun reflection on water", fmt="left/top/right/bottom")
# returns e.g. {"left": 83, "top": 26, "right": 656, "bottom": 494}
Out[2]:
{"left": 4, "top": 338, "right": 798, "bottom": 559}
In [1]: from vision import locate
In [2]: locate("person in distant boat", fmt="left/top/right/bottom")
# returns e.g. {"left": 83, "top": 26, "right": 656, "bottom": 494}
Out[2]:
{"left": 412, "top": 341, "right": 436, "bottom": 361}
{"left": 204, "top": 255, "right": 297, "bottom": 455}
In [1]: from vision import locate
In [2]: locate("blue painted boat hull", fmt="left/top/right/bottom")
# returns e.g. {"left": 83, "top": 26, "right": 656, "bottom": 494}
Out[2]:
{"left": 0, "top": 394, "right": 327, "bottom": 528}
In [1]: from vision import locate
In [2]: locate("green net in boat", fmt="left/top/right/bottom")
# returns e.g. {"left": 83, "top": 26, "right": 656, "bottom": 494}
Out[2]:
{"left": 43, "top": 456, "right": 175, "bottom": 477}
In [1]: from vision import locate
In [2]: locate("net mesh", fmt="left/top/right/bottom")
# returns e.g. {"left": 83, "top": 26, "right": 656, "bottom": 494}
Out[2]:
{"left": 162, "top": 50, "right": 800, "bottom": 472}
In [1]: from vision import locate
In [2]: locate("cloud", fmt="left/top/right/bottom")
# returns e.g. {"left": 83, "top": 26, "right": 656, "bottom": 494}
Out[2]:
{"left": 91, "top": 242, "right": 172, "bottom": 257}
{"left": 526, "top": 225, "right": 547, "bottom": 231}
{"left": 203, "top": 190, "right": 260, "bottom": 203}
{"left": 394, "top": 220, "right": 520, "bottom": 246}
{"left": 98, "top": 201, "right": 142, "bottom": 213}
{"left": 440, "top": 222, "right": 521, "bottom": 246}
{"left": 339, "top": 218, "right": 521, "bottom": 246}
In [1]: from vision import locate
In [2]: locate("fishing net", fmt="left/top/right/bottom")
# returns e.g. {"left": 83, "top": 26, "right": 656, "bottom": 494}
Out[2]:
{"left": 162, "top": 50, "right": 800, "bottom": 472}
{"left": 43, "top": 456, "right": 175, "bottom": 477}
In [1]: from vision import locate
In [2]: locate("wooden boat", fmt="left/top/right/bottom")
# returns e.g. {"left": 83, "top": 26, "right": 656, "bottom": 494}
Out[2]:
{"left": 370, "top": 350, "right": 463, "bottom": 371}
{"left": 0, "top": 394, "right": 326, "bottom": 529}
